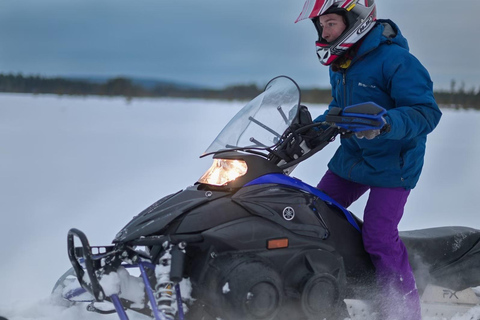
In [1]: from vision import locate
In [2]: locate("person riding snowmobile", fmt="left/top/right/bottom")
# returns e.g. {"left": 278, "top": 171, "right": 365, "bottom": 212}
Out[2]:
{"left": 295, "top": 0, "right": 442, "bottom": 319}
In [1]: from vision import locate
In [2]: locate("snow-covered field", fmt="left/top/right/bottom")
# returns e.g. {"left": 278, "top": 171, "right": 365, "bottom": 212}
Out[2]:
{"left": 0, "top": 93, "right": 479, "bottom": 320}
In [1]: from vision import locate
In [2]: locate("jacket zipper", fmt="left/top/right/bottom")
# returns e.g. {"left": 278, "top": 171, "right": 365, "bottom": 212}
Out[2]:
{"left": 343, "top": 45, "right": 377, "bottom": 104}
{"left": 341, "top": 46, "right": 376, "bottom": 107}
{"left": 342, "top": 42, "right": 380, "bottom": 181}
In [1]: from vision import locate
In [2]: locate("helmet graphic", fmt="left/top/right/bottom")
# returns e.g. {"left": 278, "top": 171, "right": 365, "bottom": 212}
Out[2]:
{"left": 295, "top": 0, "right": 376, "bottom": 66}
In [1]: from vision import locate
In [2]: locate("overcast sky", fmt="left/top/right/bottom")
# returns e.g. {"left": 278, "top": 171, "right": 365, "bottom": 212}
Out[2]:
{"left": 0, "top": 0, "right": 479, "bottom": 90}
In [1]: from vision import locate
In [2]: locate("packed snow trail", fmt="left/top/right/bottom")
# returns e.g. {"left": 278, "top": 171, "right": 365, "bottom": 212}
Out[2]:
{"left": 1, "top": 295, "right": 480, "bottom": 320}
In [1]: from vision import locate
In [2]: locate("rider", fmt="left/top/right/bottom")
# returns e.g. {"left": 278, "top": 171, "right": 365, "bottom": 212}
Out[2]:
{"left": 295, "top": 1, "right": 442, "bottom": 319}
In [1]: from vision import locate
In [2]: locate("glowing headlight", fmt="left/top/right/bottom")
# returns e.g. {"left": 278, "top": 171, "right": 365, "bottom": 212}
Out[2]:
{"left": 198, "top": 159, "right": 248, "bottom": 186}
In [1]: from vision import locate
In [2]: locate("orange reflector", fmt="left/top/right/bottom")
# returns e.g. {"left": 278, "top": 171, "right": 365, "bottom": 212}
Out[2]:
{"left": 267, "top": 238, "right": 289, "bottom": 250}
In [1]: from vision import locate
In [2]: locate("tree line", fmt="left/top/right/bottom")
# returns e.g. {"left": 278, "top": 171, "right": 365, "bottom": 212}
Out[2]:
{"left": 0, "top": 73, "right": 479, "bottom": 110}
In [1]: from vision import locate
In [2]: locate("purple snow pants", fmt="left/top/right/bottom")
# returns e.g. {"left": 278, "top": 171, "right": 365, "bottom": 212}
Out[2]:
{"left": 318, "top": 170, "right": 421, "bottom": 320}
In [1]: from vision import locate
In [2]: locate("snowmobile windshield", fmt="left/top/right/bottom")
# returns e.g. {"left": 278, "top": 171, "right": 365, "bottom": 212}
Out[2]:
{"left": 202, "top": 76, "right": 301, "bottom": 156}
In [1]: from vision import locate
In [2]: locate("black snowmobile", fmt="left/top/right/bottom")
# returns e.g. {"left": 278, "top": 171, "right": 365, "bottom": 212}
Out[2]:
{"left": 54, "top": 76, "right": 480, "bottom": 320}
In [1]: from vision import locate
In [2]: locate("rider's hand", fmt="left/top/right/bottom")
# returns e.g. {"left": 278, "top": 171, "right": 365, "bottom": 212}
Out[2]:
{"left": 355, "top": 129, "right": 381, "bottom": 140}
{"left": 355, "top": 117, "right": 387, "bottom": 140}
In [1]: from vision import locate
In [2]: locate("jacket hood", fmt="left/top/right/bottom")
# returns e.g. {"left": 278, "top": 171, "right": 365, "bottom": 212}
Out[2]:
{"left": 355, "top": 19, "right": 409, "bottom": 61}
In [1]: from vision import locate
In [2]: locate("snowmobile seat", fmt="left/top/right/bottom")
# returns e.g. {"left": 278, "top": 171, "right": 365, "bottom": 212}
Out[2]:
{"left": 400, "top": 226, "right": 480, "bottom": 270}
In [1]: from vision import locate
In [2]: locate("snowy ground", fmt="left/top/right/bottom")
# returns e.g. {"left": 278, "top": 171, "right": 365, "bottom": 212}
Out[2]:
{"left": 0, "top": 93, "right": 479, "bottom": 320}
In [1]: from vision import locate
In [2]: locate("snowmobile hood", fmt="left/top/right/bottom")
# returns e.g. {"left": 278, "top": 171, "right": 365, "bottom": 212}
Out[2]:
{"left": 113, "top": 187, "right": 229, "bottom": 243}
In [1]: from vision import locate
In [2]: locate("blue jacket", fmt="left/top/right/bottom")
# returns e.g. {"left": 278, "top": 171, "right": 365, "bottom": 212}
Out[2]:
{"left": 315, "top": 19, "right": 442, "bottom": 189}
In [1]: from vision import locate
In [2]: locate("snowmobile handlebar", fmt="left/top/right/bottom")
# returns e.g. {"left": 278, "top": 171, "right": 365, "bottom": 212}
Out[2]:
{"left": 292, "top": 102, "right": 391, "bottom": 148}
{"left": 324, "top": 102, "right": 390, "bottom": 133}
{"left": 272, "top": 102, "right": 390, "bottom": 169}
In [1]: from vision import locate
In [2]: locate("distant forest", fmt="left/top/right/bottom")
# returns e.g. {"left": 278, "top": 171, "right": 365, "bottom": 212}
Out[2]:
{"left": 0, "top": 73, "right": 479, "bottom": 110}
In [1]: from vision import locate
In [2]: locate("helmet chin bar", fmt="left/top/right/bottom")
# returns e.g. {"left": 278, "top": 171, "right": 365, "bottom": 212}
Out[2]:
{"left": 315, "top": 42, "right": 345, "bottom": 66}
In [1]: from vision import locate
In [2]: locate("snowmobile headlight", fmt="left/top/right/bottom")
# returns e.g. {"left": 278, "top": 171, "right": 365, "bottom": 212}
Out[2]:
{"left": 198, "top": 159, "right": 248, "bottom": 186}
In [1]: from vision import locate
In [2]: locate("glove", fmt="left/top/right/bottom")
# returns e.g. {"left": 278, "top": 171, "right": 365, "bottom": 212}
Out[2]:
{"left": 355, "top": 117, "right": 387, "bottom": 140}
{"left": 355, "top": 129, "right": 381, "bottom": 140}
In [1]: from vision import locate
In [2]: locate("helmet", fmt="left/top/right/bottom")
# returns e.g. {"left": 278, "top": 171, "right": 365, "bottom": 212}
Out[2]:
{"left": 295, "top": 0, "right": 376, "bottom": 66}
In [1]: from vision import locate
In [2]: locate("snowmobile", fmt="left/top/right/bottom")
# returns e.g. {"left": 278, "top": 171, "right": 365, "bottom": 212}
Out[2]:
{"left": 53, "top": 76, "right": 480, "bottom": 320}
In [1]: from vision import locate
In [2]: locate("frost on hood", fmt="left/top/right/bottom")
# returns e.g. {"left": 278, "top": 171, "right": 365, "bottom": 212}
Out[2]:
{"left": 222, "top": 282, "right": 230, "bottom": 294}
{"left": 452, "top": 232, "right": 469, "bottom": 252}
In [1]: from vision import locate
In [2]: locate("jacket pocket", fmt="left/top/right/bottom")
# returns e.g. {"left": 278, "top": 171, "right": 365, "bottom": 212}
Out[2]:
{"left": 348, "top": 159, "right": 363, "bottom": 180}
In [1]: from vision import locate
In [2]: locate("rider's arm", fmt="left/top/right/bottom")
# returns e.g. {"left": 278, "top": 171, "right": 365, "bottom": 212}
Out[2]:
{"left": 381, "top": 52, "right": 442, "bottom": 140}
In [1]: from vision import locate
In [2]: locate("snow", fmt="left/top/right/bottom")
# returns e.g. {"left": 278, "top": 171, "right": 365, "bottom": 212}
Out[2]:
{"left": 99, "top": 272, "right": 121, "bottom": 297}
{"left": 98, "top": 267, "right": 144, "bottom": 307}
{"left": 178, "top": 278, "right": 193, "bottom": 306}
{"left": 0, "top": 93, "right": 479, "bottom": 320}
{"left": 154, "top": 247, "right": 193, "bottom": 315}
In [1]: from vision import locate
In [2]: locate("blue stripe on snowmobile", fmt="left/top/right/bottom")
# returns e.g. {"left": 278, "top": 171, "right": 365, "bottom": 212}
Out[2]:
{"left": 64, "top": 287, "right": 91, "bottom": 301}
{"left": 244, "top": 173, "right": 361, "bottom": 232}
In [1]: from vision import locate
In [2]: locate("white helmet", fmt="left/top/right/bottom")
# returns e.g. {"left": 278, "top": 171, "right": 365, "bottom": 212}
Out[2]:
{"left": 295, "top": 0, "right": 377, "bottom": 66}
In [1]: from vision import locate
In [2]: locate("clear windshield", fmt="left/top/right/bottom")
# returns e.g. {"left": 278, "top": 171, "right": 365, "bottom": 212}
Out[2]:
{"left": 203, "top": 76, "right": 301, "bottom": 156}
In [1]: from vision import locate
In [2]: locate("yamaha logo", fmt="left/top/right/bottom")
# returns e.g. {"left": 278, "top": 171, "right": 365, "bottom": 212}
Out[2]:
{"left": 358, "top": 15, "right": 373, "bottom": 34}
{"left": 283, "top": 207, "right": 295, "bottom": 221}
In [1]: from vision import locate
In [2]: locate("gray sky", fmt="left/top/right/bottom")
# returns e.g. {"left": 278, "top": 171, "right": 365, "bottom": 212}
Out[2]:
{"left": 0, "top": 0, "right": 479, "bottom": 89}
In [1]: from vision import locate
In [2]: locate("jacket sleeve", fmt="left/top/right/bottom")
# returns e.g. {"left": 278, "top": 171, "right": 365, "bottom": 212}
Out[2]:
{"left": 313, "top": 105, "right": 331, "bottom": 123}
{"left": 381, "top": 52, "right": 442, "bottom": 140}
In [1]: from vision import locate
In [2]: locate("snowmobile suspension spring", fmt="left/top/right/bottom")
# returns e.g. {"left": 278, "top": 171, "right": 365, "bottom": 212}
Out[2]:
{"left": 154, "top": 245, "right": 176, "bottom": 320}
